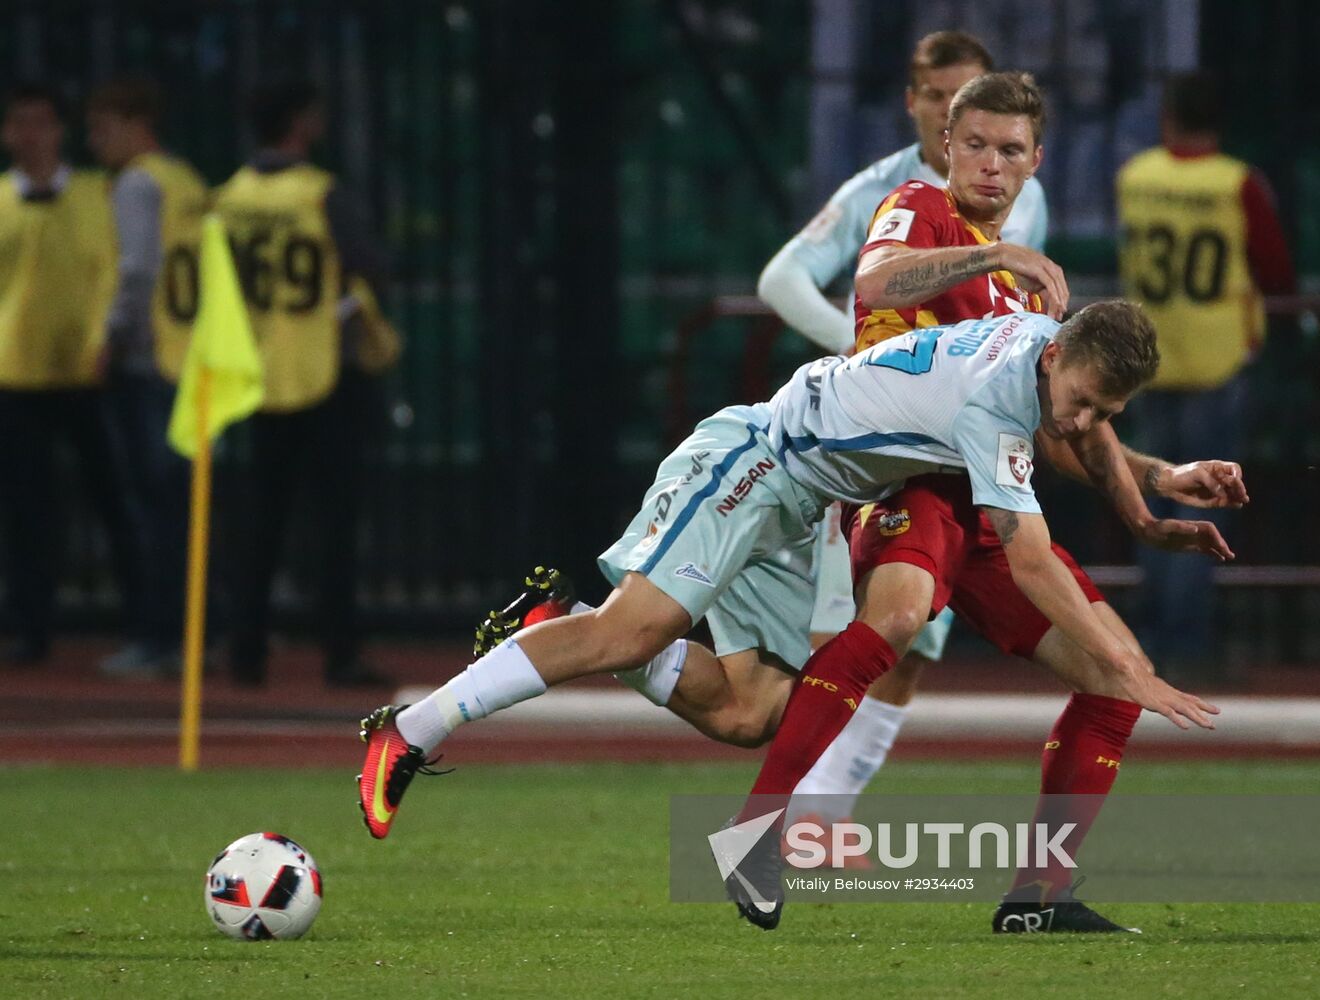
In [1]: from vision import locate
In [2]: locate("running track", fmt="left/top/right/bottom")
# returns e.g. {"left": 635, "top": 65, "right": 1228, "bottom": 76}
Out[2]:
{"left": 3, "top": 640, "right": 1317, "bottom": 768}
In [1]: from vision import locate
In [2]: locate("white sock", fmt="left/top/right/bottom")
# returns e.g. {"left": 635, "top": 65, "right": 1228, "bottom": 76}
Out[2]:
{"left": 790, "top": 696, "right": 908, "bottom": 820}
{"left": 396, "top": 639, "right": 548, "bottom": 754}
{"left": 613, "top": 639, "right": 689, "bottom": 706}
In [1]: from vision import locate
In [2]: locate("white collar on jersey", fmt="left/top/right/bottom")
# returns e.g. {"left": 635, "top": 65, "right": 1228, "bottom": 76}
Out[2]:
{"left": 12, "top": 163, "right": 72, "bottom": 197}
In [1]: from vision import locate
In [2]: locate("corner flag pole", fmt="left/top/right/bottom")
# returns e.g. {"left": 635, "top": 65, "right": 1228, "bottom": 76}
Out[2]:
{"left": 169, "top": 214, "right": 263, "bottom": 770}
{"left": 179, "top": 367, "right": 213, "bottom": 771}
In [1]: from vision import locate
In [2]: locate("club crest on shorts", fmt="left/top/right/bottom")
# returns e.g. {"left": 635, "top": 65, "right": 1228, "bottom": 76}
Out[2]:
{"left": 876, "top": 508, "right": 911, "bottom": 536}
{"left": 995, "top": 433, "right": 1034, "bottom": 488}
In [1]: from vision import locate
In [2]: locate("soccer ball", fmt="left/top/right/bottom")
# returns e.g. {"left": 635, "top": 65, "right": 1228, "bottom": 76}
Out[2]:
{"left": 205, "top": 832, "right": 322, "bottom": 940}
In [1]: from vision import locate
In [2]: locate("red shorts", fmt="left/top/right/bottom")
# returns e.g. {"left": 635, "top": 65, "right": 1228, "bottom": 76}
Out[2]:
{"left": 842, "top": 474, "right": 1105, "bottom": 658}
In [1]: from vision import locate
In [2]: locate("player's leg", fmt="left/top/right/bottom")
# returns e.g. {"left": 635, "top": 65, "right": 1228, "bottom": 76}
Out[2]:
{"left": 742, "top": 559, "right": 933, "bottom": 799}
{"left": 723, "top": 559, "right": 931, "bottom": 928}
{"left": 792, "top": 613, "right": 952, "bottom": 811}
{"left": 666, "top": 644, "right": 795, "bottom": 748}
{"left": 670, "top": 531, "right": 819, "bottom": 747}
{"left": 741, "top": 479, "right": 967, "bottom": 799}
{"left": 724, "top": 478, "right": 971, "bottom": 927}
{"left": 359, "top": 406, "right": 819, "bottom": 837}
{"left": 797, "top": 504, "right": 905, "bottom": 827}
{"left": 0, "top": 389, "right": 56, "bottom": 663}
{"left": 63, "top": 387, "right": 148, "bottom": 651}
{"left": 471, "top": 566, "right": 795, "bottom": 748}
{"left": 733, "top": 477, "right": 971, "bottom": 812}
{"left": 792, "top": 486, "right": 962, "bottom": 821}
{"left": 950, "top": 519, "right": 1142, "bottom": 932}
{"left": 229, "top": 411, "right": 303, "bottom": 685}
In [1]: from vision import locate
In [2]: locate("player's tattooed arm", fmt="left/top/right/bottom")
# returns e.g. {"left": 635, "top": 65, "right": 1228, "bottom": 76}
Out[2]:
{"left": 983, "top": 507, "right": 1020, "bottom": 546}
{"left": 1111, "top": 445, "right": 1173, "bottom": 496}
{"left": 880, "top": 248, "right": 992, "bottom": 297}
{"left": 1064, "top": 424, "right": 1155, "bottom": 533}
{"left": 1141, "top": 463, "right": 1166, "bottom": 495}
{"left": 1067, "top": 427, "right": 1240, "bottom": 558}
{"left": 1039, "top": 428, "right": 1169, "bottom": 500}
{"left": 1091, "top": 438, "right": 1245, "bottom": 508}
{"left": 1073, "top": 432, "right": 1128, "bottom": 495}
{"left": 855, "top": 245, "right": 996, "bottom": 309}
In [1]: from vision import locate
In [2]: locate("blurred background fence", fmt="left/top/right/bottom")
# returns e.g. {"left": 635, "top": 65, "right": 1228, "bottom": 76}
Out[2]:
{"left": 2, "top": 0, "right": 1317, "bottom": 654}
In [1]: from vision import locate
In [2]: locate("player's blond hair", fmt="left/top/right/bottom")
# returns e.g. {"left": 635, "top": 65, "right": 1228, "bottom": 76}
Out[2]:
{"left": 1056, "top": 301, "right": 1160, "bottom": 398}
{"left": 948, "top": 71, "right": 1046, "bottom": 146}
{"left": 909, "top": 31, "right": 993, "bottom": 88}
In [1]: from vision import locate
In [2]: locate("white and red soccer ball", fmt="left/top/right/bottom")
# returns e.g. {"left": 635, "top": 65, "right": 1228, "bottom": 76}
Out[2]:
{"left": 205, "top": 832, "right": 322, "bottom": 940}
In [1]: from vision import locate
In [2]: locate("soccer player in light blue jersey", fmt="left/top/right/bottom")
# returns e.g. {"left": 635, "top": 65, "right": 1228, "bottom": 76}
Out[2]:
{"left": 359, "top": 305, "right": 1246, "bottom": 866}
{"left": 758, "top": 32, "right": 1050, "bottom": 839}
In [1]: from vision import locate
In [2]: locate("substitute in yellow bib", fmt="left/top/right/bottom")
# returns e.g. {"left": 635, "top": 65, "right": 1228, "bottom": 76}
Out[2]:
{"left": 0, "top": 83, "right": 144, "bottom": 666}
{"left": 217, "top": 80, "right": 395, "bottom": 689}
{"left": 1117, "top": 71, "right": 1294, "bottom": 669}
{"left": 87, "top": 76, "right": 210, "bottom": 679}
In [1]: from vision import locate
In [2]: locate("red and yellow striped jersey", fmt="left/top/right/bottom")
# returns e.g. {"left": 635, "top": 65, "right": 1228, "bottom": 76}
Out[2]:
{"left": 853, "top": 181, "right": 1043, "bottom": 352}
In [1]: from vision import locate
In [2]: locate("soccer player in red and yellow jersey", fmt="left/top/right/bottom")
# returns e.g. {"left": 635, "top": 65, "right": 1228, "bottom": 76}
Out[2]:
{"left": 789, "top": 71, "right": 1066, "bottom": 834}
{"left": 742, "top": 73, "right": 1247, "bottom": 933}
{"left": 854, "top": 181, "right": 1045, "bottom": 346}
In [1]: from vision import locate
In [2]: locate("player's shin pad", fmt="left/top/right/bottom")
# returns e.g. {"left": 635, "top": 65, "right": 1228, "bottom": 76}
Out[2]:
{"left": 614, "top": 640, "right": 689, "bottom": 706}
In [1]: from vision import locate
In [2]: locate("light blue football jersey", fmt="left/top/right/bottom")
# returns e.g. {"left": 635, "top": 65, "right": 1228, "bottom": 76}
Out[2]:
{"left": 786, "top": 143, "right": 1049, "bottom": 290}
{"left": 767, "top": 312, "right": 1060, "bottom": 514}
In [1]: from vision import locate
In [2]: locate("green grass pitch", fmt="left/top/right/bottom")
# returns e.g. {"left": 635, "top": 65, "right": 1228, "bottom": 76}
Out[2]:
{"left": 3, "top": 760, "right": 1318, "bottom": 998}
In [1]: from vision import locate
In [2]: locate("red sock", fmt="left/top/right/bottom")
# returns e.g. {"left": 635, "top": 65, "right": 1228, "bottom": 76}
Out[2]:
{"left": 1011, "top": 693, "right": 1141, "bottom": 899}
{"left": 738, "top": 622, "right": 897, "bottom": 822}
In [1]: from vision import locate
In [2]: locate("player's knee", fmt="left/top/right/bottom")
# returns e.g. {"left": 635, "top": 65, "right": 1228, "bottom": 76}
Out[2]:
{"left": 705, "top": 686, "right": 783, "bottom": 748}
{"left": 859, "top": 605, "right": 926, "bottom": 656}
{"left": 714, "top": 703, "right": 778, "bottom": 748}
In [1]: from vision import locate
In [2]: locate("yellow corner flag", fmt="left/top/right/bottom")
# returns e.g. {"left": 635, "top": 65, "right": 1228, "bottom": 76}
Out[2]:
{"left": 170, "top": 215, "right": 263, "bottom": 771}
{"left": 168, "top": 215, "right": 263, "bottom": 456}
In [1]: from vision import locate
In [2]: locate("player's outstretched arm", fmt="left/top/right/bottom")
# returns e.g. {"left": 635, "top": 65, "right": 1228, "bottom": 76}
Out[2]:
{"left": 1040, "top": 430, "right": 1248, "bottom": 509}
{"left": 1141, "top": 459, "right": 1249, "bottom": 509}
{"left": 983, "top": 506, "right": 1218, "bottom": 730}
{"left": 1040, "top": 425, "right": 1238, "bottom": 560}
{"left": 757, "top": 245, "right": 854, "bottom": 355}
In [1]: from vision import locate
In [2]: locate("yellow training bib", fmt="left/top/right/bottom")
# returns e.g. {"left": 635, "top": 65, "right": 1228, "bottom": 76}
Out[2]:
{"left": 1117, "top": 148, "right": 1264, "bottom": 390}
{"left": 130, "top": 152, "right": 209, "bottom": 382}
{"left": 214, "top": 163, "right": 341, "bottom": 411}
{"left": 0, "top": 170, "right": 116, "bottom": 389}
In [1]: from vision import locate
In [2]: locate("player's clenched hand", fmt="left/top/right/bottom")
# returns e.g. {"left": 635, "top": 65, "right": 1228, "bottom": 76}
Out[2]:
{"left": 1136, "top": 517, "right": 1235, "bottom": 561}
{"left": 1123, "top": 672, "right": 1220, "bottom": 731}
{"left": 1155, "top": 461, "right": 1249, "bottom": 508}
{"left": 994, "top": 243, "right": 1069, "bottom": 320}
